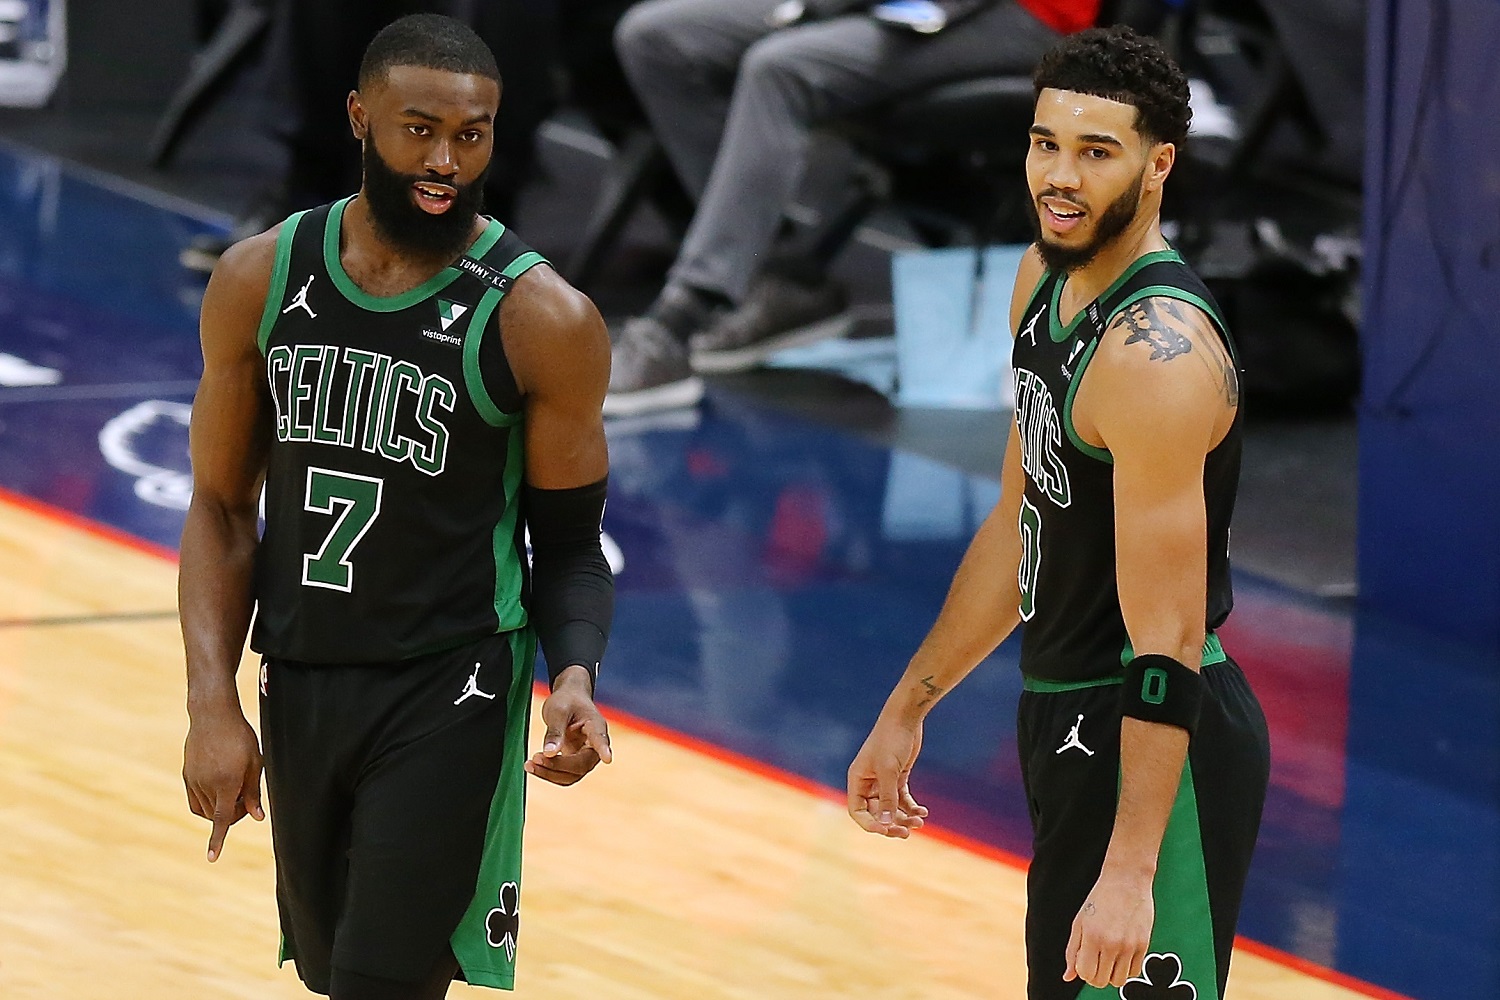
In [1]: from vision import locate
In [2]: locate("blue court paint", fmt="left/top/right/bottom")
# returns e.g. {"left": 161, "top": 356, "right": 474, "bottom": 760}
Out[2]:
{"left": 2, "top": 145, "right": 1495, "bottom": 999}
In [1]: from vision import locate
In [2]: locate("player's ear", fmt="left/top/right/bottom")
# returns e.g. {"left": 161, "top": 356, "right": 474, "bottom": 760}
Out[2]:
{"left": 348, "top": 90, "right": 368, "bottom": 141}
{"left": 1145, "top": 141, "right": 1175, "bottom": 192}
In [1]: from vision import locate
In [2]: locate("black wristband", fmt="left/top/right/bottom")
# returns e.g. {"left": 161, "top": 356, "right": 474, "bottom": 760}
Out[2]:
{"left": 524, "top": 478, "right": 613, "bottom": 693}
{"left": 1122, "top": 654, "right": 1204, "bottom": 735}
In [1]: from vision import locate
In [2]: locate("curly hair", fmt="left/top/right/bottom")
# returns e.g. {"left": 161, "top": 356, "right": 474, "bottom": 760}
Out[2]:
{"left": 1032, "top": 25, "right": 1191, "bottom": 148}
{"left": 359, "top": 13, "right": 501, "bottom": 91}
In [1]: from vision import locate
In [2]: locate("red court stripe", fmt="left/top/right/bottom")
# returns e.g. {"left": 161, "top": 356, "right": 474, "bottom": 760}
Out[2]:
{"left": 0, "top": 490, "right": 1409, "bottom": 1000}
{"left": 0, "top": 486, "right": 178, "bottom": 564}
{"left": 567, "top": 686, "right": 1417, "bottom": 1000}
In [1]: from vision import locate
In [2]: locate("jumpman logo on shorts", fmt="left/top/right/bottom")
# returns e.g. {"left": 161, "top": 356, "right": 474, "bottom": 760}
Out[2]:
{"left": 454, "top": 662, "right": 497, "bottom": 706}
{"left": 1055, "top": 714, "right": 1095, "bottom": 756}
{"left": 282, "top": 275, "right": 318, "bottom": 319}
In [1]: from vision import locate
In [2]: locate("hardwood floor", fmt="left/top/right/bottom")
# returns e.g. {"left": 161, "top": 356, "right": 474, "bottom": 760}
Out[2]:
{"left": 0, "top": 497, "right": 1378, "bottom": 999}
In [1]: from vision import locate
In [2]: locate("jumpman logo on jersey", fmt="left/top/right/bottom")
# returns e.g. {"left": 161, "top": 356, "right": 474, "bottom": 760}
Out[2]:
{"left": 282, "top": 275, "right": 318, "bottom": 319}
{"left": 1020, "top": 304, "right": 1046, "bottom": 346}
{"left": 1055, "top": 714, "right": 1095, "bottom": 756}
{"left": 454, "top": 662, "right": 496, "bottom": 706}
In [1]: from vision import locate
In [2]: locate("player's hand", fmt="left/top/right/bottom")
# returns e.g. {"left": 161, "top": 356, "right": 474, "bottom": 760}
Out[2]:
{"left": 526, "top": 665, "right": 612, "bottom": 786}
{"left": 183, "top": 705, "right": 265, "bottom": 863}
{"left": 1063, "top": 868, "right": 1154, "bottom": 988}
{"left": 846, "top": 714, "right": 928, "bottom": 838}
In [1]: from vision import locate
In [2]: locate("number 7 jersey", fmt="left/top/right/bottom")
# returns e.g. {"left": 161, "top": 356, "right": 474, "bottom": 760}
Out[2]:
{"left": 1010, "top": 249, "right": 1243, "bottom": 683}
{"left": 249, "top": 198, "right": 547, "bottom": 663}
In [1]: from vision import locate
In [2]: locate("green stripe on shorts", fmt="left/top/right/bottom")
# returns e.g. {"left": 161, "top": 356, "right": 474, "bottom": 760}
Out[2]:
{"left": 1075, "top": 763, "right": 1220, "bottom": 999}
{"left": 450, "top": 627, "right": 534, "bottom": 990}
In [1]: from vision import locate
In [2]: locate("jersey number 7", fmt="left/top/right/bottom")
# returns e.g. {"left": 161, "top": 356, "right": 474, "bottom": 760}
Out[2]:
{"left": 301, "top": 467, "right": 384, "bottom": 592}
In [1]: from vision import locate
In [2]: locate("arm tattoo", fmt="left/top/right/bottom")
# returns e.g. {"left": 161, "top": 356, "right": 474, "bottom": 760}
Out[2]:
{"left": 1121, "top": 298, "right": 1240, "bottom": 407}
{"left": 914, "top": 674, "right": 946, "bottom": 709}
{"left": 1122, "top": 299, "right": 1193, "bottom": 361}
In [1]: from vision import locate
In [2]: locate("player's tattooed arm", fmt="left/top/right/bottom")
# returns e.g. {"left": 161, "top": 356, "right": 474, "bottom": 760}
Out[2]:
{"left": 914, "top": 674, "right": 946, "bottom": 710}
{"left": 1117, "top": 297, "right": 1239, "bottom": 407}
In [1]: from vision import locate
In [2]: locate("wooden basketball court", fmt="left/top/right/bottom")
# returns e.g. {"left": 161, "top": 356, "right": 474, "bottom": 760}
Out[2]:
{"left": 0, "top": 493, "right": 1390, "bottom": 999}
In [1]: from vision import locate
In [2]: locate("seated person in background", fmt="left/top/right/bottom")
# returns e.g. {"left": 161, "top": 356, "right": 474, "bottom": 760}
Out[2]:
{"left": 604, "top": 0, "right": 1100, "bottom": 417}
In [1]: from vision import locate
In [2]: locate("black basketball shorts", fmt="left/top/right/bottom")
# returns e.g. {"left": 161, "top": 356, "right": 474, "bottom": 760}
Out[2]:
{"left": 1016, "top": 650, "right": 1270, "bottom": 1000}
{"left": 259, "top": 629, "right": 534, "bottom": 994}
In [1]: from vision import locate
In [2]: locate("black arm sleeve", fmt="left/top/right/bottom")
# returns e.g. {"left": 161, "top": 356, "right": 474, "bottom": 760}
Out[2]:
{"left": 524, "top": 477, "right": 613, "bottom": 691}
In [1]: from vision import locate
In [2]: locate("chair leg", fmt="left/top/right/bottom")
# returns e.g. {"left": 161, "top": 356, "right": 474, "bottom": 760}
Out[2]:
{"left": 148, "top": 5, "right": 272, "bottom": 168}
{"left": 564, "top": 129, "right": 672, "bottom": 292}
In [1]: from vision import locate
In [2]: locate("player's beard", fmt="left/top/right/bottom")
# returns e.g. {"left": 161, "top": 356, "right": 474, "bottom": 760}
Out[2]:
{"left": 1031, "top": 167, "right": 1145, "bottom": 273}
{"left": 361, "top": 132, "right": 489, "bottom": 260}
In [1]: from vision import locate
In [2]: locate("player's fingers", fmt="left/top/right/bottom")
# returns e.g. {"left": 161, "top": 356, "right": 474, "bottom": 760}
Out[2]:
{"left": 873, "top": 761, "right": 900, "bottom": 828}
{"left": 242, "top": 765, "right": 266, "bottom": 822}
{"left": 899, "top": 783, "right": 929, "bottom": 819}
{"left": 206, "top": 797, "right": 240, "bottom": 863}
{"left": 846, "top": 770, "right": 869, "bottom": 822}
{"left": 1063, "top": 916, "right": 1084, "bottom": 982}
{"left": 184, "top": 777, "right": 208, "bottom": 819}
{"left": 529, "top": 747, "right": 599, "bottom": 774}
{"left": 541, "top": 721, "right": 565, "bottom": 756}
{"left": 579, "top": 715, "right": 612, "bottom": 764}
{"left": 524, "top": 757, "right": 586, "bottom": 786}
{"left": 242, "top": 785, "right": 265, "bottom": 823}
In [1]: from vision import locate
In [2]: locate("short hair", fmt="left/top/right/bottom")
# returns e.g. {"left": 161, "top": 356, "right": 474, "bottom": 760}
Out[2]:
{"left": 1032, "top": 25, "right": 1191, "bottom": 148}
{"left": 357, "top": 13, "right": 501, "bottom": 91}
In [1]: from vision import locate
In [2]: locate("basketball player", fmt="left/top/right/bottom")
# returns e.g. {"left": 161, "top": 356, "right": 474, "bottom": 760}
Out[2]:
{"left": 179, "top": 15, "right": 614, "bottom": 999}
{"left": 847, "top": 26, "right": 1271, "bottom": 999}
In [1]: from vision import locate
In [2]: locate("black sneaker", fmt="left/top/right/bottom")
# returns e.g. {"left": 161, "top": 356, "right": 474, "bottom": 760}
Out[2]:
{"left": 688, "top": 274, "right": 851, "bottom": 374}
{"left": 603, "top": 316, "right": 705, "bottom": 417}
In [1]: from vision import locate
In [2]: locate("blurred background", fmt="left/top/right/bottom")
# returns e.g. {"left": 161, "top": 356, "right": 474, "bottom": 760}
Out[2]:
{"left": 0, "top": 1, "right": 1495, "bottom": 998}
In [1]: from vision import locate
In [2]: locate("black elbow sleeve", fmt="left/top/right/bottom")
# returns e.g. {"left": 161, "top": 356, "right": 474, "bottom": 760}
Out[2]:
{"left": 524, "top": 477, "right": 613, "bottom": 689}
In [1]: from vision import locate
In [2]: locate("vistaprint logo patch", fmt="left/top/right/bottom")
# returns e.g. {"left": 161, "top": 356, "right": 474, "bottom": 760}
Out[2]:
{"left": 438, "top": 298, "right": 469, "bottom": 331}
{"left": 421, "top": 328, "right": 463, "bottom": 347}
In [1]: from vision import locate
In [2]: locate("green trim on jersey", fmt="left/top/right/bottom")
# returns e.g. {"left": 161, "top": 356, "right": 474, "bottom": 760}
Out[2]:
{"left": 1075, "top": 763, "right": 1220, "bottom": 1000}
{"left": 1046, "top": 248, "right": 1182, "bottom": 343}
{"left": 1023, "top": 673, "right": 1125, "bottom": 693}
{"left": 1057, "top": 274, "right": 1230, "bottom": 468}
{"left": 451, "top": 627, "right": 534, "bottom": 990}
{"left": 490, "top": 434, "right": 529, "bottom": 631}
{"left": 257, "top": 211, "right": 306, "bottom": 355}
{"left": 1113, "top": 283, "right": 1240, "bottom": 368}
{"left": 503, "top": 251, "right": 547, "bottom": 279}
{"left": 1023, "top": 634, "right": 1226, "bottom": 691}
{"left": 1062, "top": 337, "right": 1112, "bottom": 464}
{"left": 1122, "top": 632, "right": 1227, "bottom": 669}
{"left": 463, "top": 287, "right": 515, "bottom": 427}
{"left": 460, "top": 252, "right": 549, "bottom": 427}
{"left": 322, "top": 197, "right": 506, "bottom": 312}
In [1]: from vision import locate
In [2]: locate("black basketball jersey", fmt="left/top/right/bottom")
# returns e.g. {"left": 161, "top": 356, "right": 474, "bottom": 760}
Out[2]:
{"left": 1010, "top": 248, "right": 1242, "bottom": 682}
{"left": 249, "top": 197, "right": 547, "bottom": 663}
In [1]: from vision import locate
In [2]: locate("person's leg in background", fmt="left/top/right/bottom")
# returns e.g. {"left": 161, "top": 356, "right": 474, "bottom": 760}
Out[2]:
{"left": 605, "top": 1, "right": 1064, "bottom": 415}
{"left": 603, "top": 0, "right": 781, "bottom": 416}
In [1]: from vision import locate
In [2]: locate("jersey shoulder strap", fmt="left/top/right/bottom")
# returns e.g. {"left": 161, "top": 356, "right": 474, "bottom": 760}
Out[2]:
{"left": 466, "top": 226, "right": 550, "bottom": 425}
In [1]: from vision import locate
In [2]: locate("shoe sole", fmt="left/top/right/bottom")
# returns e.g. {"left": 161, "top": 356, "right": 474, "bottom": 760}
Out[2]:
{"left": 690, "top": 312, "right": 854, "bottom": 374}
{"left": 602, "top": 376, "right": 705, "bottom": 418}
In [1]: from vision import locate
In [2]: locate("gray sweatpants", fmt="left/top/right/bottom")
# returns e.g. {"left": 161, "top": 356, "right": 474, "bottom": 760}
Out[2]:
{"left": 615, "top": 0, "right": 1063, "bottom": 302}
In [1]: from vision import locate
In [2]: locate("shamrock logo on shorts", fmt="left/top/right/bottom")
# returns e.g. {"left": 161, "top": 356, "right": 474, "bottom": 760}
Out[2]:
{"left": 1119, "top": 953, "right": 1197, "bottom": 1000}
{"left": 485, "top": 881, "right": 520, "bottom": 961}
